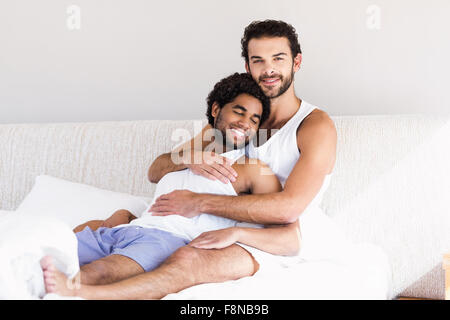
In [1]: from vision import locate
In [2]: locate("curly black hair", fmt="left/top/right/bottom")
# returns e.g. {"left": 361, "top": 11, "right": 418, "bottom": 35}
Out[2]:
{"left": 241, "top": 20, "right": 302, "bottom": 64}
{"left": 206, "top": 73, "right": 270, "bottom": 127}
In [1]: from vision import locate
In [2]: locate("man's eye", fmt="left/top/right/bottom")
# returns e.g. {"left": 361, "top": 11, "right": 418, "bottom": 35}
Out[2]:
{"left": 251, "top": 119, "right": 258, "bottom": 124}
{"left": 275, "top": 57, "right": 283, "bottom": 61}
{"left": 253, "top": 60, "right": 262, "bottom": 63}
{"left": 234, "top": 111, "right": 244, "bottom": 115}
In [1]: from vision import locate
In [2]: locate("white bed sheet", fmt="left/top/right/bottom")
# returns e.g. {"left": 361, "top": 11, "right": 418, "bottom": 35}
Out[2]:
{"left": 0, "top": 212, "right": 80, "bottom": 299}
{"left": 164, "top": 242, "right": 392, "bottom": 300}
{"left": 0, "top": 211, "right": 392, "bottom": 300}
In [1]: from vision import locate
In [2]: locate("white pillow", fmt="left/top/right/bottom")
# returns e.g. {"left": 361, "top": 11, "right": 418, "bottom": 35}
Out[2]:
{"left": 16, "top": 175, "right": 149, "bottom": 229}
{"left": 0, "top": 210, "right": 15, "bottom": 222}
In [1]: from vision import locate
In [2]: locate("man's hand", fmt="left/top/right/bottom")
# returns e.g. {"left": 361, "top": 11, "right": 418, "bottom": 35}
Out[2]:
{"left": 150, "top": 190, "right": 202, "bottom": 218}
{"left": 189, "top": 228, "right": 240, "bottom": 249}
{"left": 101, "top": 209, "right": 134, "bottom": 228}
{"left": 183, "top": 150, "right": 238, "bottom": 184}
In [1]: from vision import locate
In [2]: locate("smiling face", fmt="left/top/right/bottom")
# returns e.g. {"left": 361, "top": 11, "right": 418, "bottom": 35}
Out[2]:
{"left": 245, "top": 37, "right": 301, "bottom": 99}
{"left": 211, "top": 93, "right": 263, "bottom": 150}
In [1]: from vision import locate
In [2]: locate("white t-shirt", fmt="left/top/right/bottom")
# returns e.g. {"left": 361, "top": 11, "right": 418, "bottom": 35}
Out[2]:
{"left": 126, "top": 149, "right": 261, "bottom": 240}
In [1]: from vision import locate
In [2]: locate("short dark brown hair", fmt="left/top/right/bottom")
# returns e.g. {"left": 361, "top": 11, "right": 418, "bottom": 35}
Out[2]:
{"left": 241, "top": 20, "right": 302, "bottom": 64}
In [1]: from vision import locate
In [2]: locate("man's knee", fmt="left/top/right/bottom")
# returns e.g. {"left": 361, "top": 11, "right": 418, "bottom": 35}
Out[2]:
{"left": 165, "top": 245, "right": 202, "bottom": 268}
{"left": 232, "top": 245, "right": 260, "bottom": 277}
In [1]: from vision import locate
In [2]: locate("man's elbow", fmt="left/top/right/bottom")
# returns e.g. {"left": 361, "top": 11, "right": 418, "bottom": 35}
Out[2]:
{"left": 148, "top": 169, "right": 159, "bottom": 184}
{"left": 270, "top": 212, "right": 299, "bottom": 225}
{"left": 280, "top": 213, "right": 299, "bottom": 224}
{"left": 279, "top": 201, "right": 304, "bottom": 224}
{"left": 272, "top": 191, "right": 305, "bottom": 224}
{"left": 280, "top": 234, "right": 301, "bottom": 256}
{"left": 287, "top": 242, "right": 301, "bottom": 256}
{"left": 147, "top": 160, "right": 162, "bottom": 184}
{"left": 285, "top": 223, "right": 302, "bottom": 256}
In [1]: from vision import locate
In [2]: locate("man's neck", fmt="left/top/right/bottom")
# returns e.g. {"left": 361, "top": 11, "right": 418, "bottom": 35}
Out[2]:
{"left": 262, "top": 85, "right": 301, "bottom": 129}
{"left": 211, "top": 140, "right": 241, "bottom": 155}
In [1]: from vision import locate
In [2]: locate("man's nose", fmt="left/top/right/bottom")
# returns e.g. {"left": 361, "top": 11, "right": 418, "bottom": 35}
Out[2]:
{"left": 262, "top": 62, "right": 276, "bottom": 77}
{"left": 237, "top": 119, "right": 251, "bottom": 129}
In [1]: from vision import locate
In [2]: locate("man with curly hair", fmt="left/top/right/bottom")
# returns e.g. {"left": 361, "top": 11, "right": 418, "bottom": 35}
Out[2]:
{"left": 40, "top": 72, "right": 303, "bottom": 298}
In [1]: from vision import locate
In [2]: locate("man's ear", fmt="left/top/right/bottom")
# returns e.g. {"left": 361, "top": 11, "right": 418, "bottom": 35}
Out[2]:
{"left": 211, "top": 102, "right": 220, "bottom": 119}
{"left": 245, "top": 62, "right": 250, "bottom": 74}
{"left": 293, "top": 53, "right": 302, "bottom": 72}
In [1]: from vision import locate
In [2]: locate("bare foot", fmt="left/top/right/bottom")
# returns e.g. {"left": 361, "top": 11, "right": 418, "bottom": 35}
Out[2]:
{"left": 40, "top": 255, "right": 79, "bottom": 297}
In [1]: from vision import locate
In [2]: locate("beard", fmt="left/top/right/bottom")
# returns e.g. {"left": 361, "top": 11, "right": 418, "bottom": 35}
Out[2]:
{"left": 213, "top": 111, "right": 250, "bottom": 151}
{"left": 259, "top": 68, "right": 294, "bottom": 99}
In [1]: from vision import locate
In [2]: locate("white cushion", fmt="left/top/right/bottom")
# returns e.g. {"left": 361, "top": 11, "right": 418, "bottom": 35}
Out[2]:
{"left": 15, "top": 175, "right": 149, "bottom": 229}
{"left": 0, "top": 210, "right": 14, "bottom": 221}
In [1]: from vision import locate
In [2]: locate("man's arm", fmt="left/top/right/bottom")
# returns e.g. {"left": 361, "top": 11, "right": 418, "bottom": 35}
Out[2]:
{"left": 72, "top": 209, "right": 137, "bottom": 233}
{"left": 147, "top": 152, "right": 188, "bottom": 184}
{"left": 147, "top": 124, "right": 206, "bottom": 183}
{"left": 148, "top": 124, "right": 237, "bottom": 184}
{"left": 237, "top": 221, "right": 301, "bottom": 255}
{"left": 189, "top": 221, "right": 301, "bottom": 256}
{"left": 189, "top": 161, "right": 301, "bottom": 256}
{"left": 151, "top": 111, "right": 337, "bottom": 224}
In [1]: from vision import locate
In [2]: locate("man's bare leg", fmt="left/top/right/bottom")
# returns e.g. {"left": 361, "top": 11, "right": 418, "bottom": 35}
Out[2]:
{"left": 78, "top": 254, "right": 145, "bottom": 285}
{"left": 41, "top": 254, "right": 145, "bottom": 295}
{"left": 41, "top": 244, "right": 258, "bottom": 299}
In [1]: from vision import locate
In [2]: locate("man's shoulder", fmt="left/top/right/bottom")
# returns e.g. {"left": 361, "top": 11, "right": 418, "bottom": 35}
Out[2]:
{"left": 232, "top": 156, "right": 280, "bottom": 193}
{"left": 297, "top": 108, "right": 336, "bottom": 140}
{"left": 233, "top": 156, "right": 272, "bottom": 175}
{"left": 234, "top": 156, "right": 269, "bottom": 167}
{"left": 300, "top": 108, "right": 334, "bottom": 128}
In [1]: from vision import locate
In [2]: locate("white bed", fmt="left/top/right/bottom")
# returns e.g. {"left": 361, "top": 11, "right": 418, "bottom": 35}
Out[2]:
{"left": 0, "top": 209, "right": 392, "bottom": 300}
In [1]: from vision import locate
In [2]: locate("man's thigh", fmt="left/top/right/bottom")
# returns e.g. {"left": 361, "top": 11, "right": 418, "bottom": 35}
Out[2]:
{"left": 80, "top": 254, "right": 144, "bottom": 285}
{"left": 169, "top": 244, "right": 259, "bottom": 284}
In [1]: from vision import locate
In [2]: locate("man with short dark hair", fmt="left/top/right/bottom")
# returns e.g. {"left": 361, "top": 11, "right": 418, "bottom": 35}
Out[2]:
{"left": 42, "top": 20, "right": 337, "bottom": 299}
{"left": 148, "top": 18, "right": 337, "bottom": 291}
{"left": 150, "top": 19, "right": 336, "bottom": 237}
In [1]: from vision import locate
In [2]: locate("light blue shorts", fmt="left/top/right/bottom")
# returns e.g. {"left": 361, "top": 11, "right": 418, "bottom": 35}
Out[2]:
{"left": 75, "top": 226, "right": 189, "bottom": 272}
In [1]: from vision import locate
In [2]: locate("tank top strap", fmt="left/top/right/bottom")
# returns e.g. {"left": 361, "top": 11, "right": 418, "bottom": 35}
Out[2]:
{"left": 284, "top": 100, "right": 318, "bottom": 133}
{"left": 245, "top": 100, "right": 319, "bottom": 186}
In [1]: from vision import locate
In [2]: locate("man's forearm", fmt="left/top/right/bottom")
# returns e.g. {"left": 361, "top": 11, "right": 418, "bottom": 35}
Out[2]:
{"left": 114, "top": 209, "right": 138, "bottom": 223}
{"left": 198, "top": 191, "right": 296, "bottom": 225}
{"left": 236, "top": 223, "right": 300, "bottom": 256}
{"left": 148, "top": 152, "right": 187, "bottom": 183}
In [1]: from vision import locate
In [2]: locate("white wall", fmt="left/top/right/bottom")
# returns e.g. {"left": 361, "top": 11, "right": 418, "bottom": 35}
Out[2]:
{"left": 0, "top": 0, "right": 449, "bottom": 124}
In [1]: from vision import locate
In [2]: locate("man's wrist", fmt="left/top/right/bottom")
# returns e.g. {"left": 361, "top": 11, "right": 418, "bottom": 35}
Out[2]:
{"left": 195, "top": 193, "right": 208, "bottom": 213}
{"left": 196, "top": 193, "right": 222, "bottom": 214}
{"left": 196, "top": 193, "right": 234, "bottom": 218}
{"left": 233, "top": 227, "right": 243, "bottom": 242}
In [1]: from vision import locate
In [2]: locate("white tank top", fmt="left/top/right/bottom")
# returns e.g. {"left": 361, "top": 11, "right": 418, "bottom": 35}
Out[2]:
{"left": 128, "top": 148, "right": 257, "bottom": 240}
{"left": 246, "top": 100, "right": 332, "bottom": 210}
